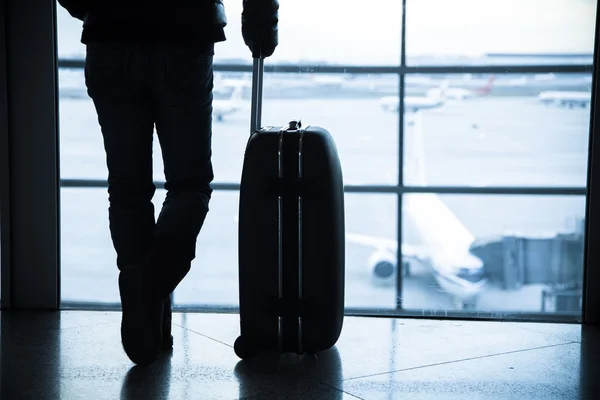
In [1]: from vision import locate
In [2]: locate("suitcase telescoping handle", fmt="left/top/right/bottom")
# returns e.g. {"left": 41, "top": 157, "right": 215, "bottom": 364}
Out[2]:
{"left": 250, "top": 57, "right": 264, "bottom": 135}
{"left": 249, "top": 57, "right": 302, "bottom": 135}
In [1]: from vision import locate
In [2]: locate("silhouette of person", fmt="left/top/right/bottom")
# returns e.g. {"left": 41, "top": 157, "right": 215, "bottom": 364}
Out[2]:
{"left": 57, "top": 0, "right": 279, "bottom": 365}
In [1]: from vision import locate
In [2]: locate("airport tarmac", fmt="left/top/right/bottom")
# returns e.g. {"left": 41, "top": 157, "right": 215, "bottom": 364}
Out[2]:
{"left": 58, "top": 91, "right": 591, "bottom": 315}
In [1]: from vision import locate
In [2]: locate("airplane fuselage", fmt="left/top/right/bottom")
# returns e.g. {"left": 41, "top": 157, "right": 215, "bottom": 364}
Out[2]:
{"left": 380, "top": 96, "right": 445, "bottom": 113}
{"left": 404, "top": 193, "right": 487, "bottom": 301}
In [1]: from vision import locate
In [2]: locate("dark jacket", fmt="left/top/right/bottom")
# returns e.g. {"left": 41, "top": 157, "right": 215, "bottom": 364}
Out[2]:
{"left": 57, "top": 0, "right": 234, "bottom": 46}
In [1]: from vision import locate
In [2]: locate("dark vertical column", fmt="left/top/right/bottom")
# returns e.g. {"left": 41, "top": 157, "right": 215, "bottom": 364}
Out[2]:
{"left": 0, "top": 0, "right": 11, "bottom": 308}
{"left": 583, "top": 1, "right": 600, "bottom": 326}
{"left": 5, "top": 0, "right": 60, "bottom": 309}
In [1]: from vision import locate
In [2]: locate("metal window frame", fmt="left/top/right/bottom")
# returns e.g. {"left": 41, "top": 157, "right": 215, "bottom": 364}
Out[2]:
{"left": 58, "top": 300, "right": 581, "bottom": 323}
{"left": 3, "top": 0, "right": 60, "bottom": 309}
{"left": 59, "top": 58, "right": 592, "bottom": 75}
{"left": 59, "top": 179, "right": 588, "bottom": 196}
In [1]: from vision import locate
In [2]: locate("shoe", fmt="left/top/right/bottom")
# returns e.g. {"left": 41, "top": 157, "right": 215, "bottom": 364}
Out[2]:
{"left": 119, "top": 265, "right": 163, "bottom": 365}
{"left": 161, "top": 295, "right": 174, "bottom": 350}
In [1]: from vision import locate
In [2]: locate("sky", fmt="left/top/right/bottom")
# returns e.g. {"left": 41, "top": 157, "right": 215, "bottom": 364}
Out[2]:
{"left": 56, "top": 0, "right": 598, "bottom": 64}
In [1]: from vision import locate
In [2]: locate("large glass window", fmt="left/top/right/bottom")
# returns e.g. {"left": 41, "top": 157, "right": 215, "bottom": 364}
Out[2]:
{"left": 56, "top": 0, "right": 596, "bottom": 321}
{"left": 405, "top": 0, "right": 596, "bottom": 66}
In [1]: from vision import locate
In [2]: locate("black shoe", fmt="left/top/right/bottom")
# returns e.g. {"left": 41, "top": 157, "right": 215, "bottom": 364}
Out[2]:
{"left": 161, "top": 295, "right": 174, "bottom": 350}
{"left": 143, "top": 236, "right": 192, "bottom": 350}
{"left": 119, "top": 265, "right": 163, "bottom": 365}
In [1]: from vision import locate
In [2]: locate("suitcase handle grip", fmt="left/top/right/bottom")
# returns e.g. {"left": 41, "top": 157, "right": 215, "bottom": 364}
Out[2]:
{"left": 250, "top": 57, "right": 264, "bottom": 135}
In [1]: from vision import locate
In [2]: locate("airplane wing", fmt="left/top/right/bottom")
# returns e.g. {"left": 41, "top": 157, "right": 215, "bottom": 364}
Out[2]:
{"left": 345, "top": 232, "right": 397, "bottom": 251}
{"left": 233, "top": 216, "right": 431, "bottom": 265}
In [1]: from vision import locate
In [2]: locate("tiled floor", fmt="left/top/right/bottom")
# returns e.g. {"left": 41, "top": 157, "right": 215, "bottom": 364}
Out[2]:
{"left": 1, "top": 311, "right": 598, "bottom": 399}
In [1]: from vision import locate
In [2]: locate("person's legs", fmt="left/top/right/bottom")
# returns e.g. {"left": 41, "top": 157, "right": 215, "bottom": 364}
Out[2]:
{"left": 145, "top": 43, "right": 215, "bottom": 302}
{"left": 85, "top": 41, "right": 156, "bottom": 270}
{"left": 85, "top": 41, "right": 162, "bottom": 365}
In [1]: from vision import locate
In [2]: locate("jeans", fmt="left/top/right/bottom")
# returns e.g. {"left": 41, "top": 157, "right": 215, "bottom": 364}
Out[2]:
{"left": 84, "top": 41, "right": 215, "bottom": 270}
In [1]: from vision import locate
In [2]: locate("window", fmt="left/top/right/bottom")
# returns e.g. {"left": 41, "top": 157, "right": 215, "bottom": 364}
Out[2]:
{"left": 56, "top": 0, "right": 596, "bottom": 321}
{"left": 405, "top": 0, "right": 596, "bottom": 66}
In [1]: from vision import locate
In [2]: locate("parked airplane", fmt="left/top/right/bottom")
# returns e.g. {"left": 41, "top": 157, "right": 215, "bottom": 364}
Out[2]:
{"left": 380, "top": 80, "right": 449, "bottom": 113}
{"left": 538, "top": 90, "right": 591, "bottom": 108}
{"left": 213, "top": 84, "right": 246, "bottom": 122}
{"left": 309, "top": 74, "right": 349, "bottom": 89}
{"left": 444, "top": 75, "right": 495, "bottom": 100}
{"left": 347, "top": 112, "right": 488, "bottom": 308}
{"left": 214, "top": 73, "right": 251, "bottom": 95}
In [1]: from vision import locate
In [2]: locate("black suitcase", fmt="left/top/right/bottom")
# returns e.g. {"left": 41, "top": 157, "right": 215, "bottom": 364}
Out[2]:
{"left": 234, "top": 57, "right": 346, "bottom": 360}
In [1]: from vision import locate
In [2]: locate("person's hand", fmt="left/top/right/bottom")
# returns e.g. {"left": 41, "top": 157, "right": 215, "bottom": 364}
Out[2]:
{"left": 241, "top": 0, "right": 279, "bottom": 58}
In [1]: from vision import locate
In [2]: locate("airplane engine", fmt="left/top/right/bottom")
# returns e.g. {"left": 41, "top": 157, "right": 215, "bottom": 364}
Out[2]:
{"left": 367, "top": 250, "right": 397, "bottom": 285}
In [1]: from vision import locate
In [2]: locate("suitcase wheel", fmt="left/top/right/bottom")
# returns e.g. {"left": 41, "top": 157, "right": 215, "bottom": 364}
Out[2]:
{"left": 234, "top": 335, "right": 258, "bottom": 360}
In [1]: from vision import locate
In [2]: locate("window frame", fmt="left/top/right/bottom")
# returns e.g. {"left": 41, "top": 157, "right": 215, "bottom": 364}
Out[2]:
{"left": 5, "top": 0, "right": 598, "bottom": 324}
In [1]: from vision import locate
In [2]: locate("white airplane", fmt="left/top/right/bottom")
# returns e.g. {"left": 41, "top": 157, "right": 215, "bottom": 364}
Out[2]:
{"left": 213, "top": 84, "right": 246, "bottom": 122}
{"left": 380, "top": 80, "right": 449, "bottom": 113}
{"left": 214, "top": 73, "right": 251, "bottom": 95}
{"left": 444, "top": 75, "right": 495, "bottom": 101}
{"left": 308, "top": 74, "right": 349, "bottom": 89}
{"left": 538, "top": 90, "right": 591, "bottom": 108}
{"left": 347, "top": 112, "right": 488, "bottom": 308}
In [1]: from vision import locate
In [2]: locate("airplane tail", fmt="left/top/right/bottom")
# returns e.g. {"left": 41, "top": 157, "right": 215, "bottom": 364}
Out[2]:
{"left": 229, "top": 84, "right": 245, "bottom": 103}
{"left": 426, "top": 80, "right": 450, "bottom": 101}
{"left": 403, "top": 112, "right": 482, "bottom": 278}
{"left": 476, "top": 74, "right": 495, "bottom": 95}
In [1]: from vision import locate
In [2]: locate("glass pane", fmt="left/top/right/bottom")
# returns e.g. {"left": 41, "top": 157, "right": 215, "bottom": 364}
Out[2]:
{"left": 60, "top": 188, "right": 118, "bottom": 304}
{"left": 210, "top": 72, "right": 400, "bottom": 185}
{"left": 58, "top": 69, "right": 400, "bottom": 186}
{"left": 342, "top": 193, "right": 398, "bottom": 309}
{"left": 58, "top": 92, "right": 175, "bottom": 183}
{"left": 215, "top": 0, "right": 402, "bottom": 66}
{"left": 400, "top": 194, "right": 586, "bottom": 316}
{"left": 59, "top": 187, "right": 181, "bottom": 304}
{"left": 397, "top": 72, "right": 592, "bottom": 187}
{"left": 176, "top": 192, "right": 398, "bottom": 310}
{"left": 406, "top": 0, "right": 597, "bottom": 66}
{"left": 262, "top": 72, "right": 399, "bottom": 186}
{"left": 60, "top": 186, "right": 400, "bottom": 311}
{"left": 172, "top": 190, "right": 239, "bottom": 307}
{"left": 56, "top": 6, "right": 86, "bottom": 59}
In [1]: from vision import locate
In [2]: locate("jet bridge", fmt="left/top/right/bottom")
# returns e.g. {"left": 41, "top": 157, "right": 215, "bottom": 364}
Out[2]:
{"left": 469, "top": 219, "right": 585, "bottom": 313}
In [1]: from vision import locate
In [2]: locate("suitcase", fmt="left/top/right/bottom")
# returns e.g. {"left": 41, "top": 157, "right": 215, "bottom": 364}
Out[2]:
{"left": 234, "top": 57, "right": 346, "bottom": 360}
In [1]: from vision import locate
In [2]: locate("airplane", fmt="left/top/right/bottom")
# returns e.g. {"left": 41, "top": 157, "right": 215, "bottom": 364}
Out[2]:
{"left": 444, "top": 75, "right": 495, "bottom": 100}
{"left": 537, "top": 90, "right": 591, "bottom": 108}
{"left": 346, "top": 112, "right": 488, "bottom": 309}
{"left": 380, "top": 80, "right": 449, "bottom": 113}
{"left": 214, "top": 73, "right": 251, "bottom": 95}
{"left": 213, "top": 84, "right": 246, "bottom": 122}
{"left": 308, "top": 74, "right": 349, "bottom": 89}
